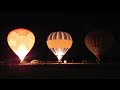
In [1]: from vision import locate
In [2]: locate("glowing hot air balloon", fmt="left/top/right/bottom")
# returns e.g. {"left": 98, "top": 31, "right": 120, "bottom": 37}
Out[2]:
{"left": 46, "top": 31, "right": 73, "bottom": 63}
{"left": 84, "top": 31, "right": 114, "bottom": 63}
{"left": 7, "top": 28, "right": 35, "bottom": 63}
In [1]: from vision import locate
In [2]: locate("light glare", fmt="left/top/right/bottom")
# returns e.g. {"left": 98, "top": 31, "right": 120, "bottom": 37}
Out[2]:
{"left": 16, "top": 46, "right": 28, "bottom": 61}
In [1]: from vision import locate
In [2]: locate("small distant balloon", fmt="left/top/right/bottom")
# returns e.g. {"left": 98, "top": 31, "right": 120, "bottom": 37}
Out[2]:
{"left": 7, "top": 28, "right": 35, "bottom": 63}
{"left": 84, "top": 31, "right": 114, "bottom": 62}
{"left": 46, "top": 31, "right": 73, "bottom": 63}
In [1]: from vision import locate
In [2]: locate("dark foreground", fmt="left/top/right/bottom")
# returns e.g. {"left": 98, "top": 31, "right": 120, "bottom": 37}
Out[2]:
{"left": 0, "top": 63, "right": 120, "bottom": 79}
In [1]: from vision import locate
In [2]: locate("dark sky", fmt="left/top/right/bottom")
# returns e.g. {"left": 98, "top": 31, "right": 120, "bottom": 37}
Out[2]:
{"left": 0, "top": 10, "right": 120, "bottom": 62}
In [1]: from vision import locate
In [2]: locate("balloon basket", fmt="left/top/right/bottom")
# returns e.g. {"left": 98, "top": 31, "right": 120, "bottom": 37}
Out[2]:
{"left": 58, "top": 60, "right": 62, "bottom": 64}
{"left": 20, "top": 61, "right": 26, "bottom": 64}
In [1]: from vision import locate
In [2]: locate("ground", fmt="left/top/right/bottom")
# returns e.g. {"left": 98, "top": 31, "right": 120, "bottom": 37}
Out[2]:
{"left": 0, "top": 63, "right": 120, "bottom": 79}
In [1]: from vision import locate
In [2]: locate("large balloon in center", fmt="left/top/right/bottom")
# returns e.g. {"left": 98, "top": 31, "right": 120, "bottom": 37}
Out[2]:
{"left": 46, "top": 31, "right": 73, "bottom": 63}
{"left": 84, "top": 31, "right": 114, "bottom": 63}
{"left": 7, "top": 28, "right": 35, "bottom": 63}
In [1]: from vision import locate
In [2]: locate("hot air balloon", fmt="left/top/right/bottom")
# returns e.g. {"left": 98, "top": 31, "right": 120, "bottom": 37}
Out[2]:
{"left": 7, "top": 28, "right": 35, "bottom": 63}
{"left": 84, "top": 31, "right": 114, "bottom": 63}
{"left": 46, "top": 31, "right": 73, "bottom": 63}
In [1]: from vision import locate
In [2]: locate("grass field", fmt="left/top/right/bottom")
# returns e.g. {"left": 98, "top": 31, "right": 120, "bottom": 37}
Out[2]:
{"left": 0, "top": 63, "right": 120, "bottom": 79}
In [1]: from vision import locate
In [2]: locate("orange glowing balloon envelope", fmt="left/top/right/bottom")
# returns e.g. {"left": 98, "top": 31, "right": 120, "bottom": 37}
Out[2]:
{"left": 46, "top": 31, "right": 73, "bottom": 62}
{"left": 7, "top": 28, "right": 35, "bottom": 62}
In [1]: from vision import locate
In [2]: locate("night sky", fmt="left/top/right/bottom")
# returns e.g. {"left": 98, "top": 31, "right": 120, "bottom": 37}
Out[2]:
{"left": 0, "top": 10, "right": 120, "bottom": 63}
